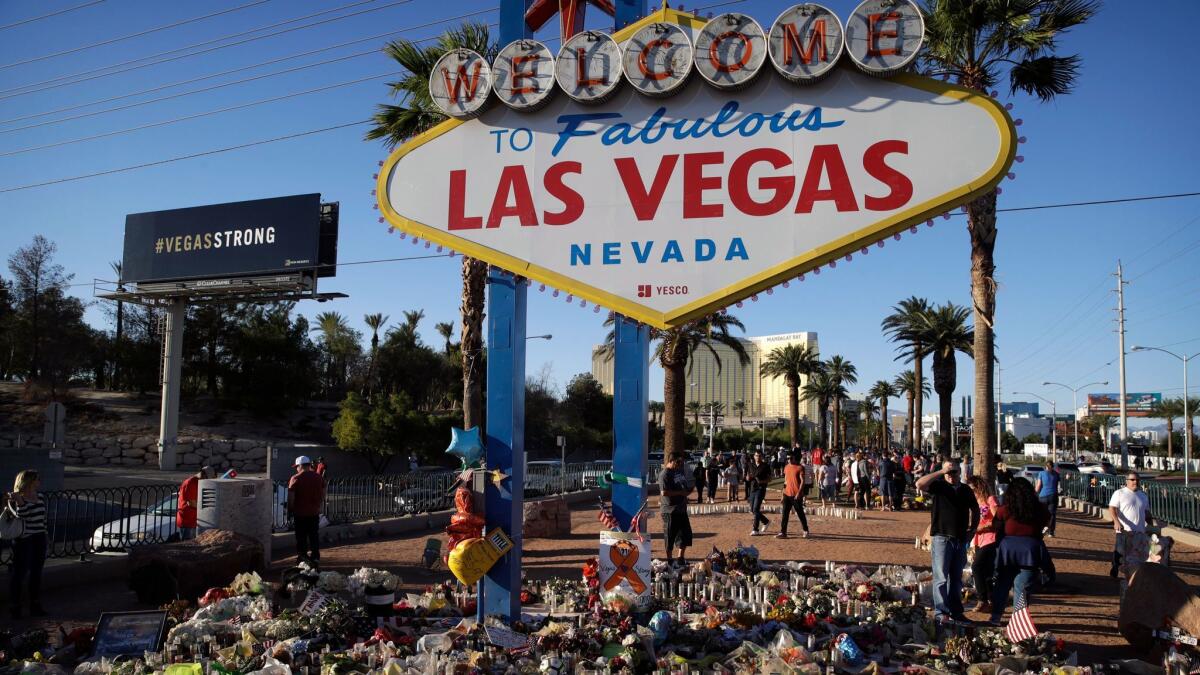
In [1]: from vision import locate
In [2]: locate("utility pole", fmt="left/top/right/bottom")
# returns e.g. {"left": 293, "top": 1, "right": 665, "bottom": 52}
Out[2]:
{"left": 1115, "top": 261, "right": 1130, "bottom": 469}
{"left": 996, "top": 364, "right": 1003, "bottom": 458}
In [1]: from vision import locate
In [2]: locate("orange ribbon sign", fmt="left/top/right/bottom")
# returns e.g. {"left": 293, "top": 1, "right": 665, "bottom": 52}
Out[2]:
{"left": 604, "top": 540, "right": 647, "bottom": 594}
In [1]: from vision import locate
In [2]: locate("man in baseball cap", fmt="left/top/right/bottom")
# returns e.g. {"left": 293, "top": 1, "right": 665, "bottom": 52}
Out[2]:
{"left": 287, "top": 455, "right": 325, "bottom": 564}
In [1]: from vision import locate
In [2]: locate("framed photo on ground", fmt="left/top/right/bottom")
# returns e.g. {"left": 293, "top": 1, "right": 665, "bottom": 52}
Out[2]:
{"left": 93, "top": 611, "right": 168, "bottom": 658}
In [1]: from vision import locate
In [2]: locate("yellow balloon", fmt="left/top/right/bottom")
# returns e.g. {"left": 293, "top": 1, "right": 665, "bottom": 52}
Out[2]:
{"left": 448, "top": 537, "right": 502, "bottom": 586}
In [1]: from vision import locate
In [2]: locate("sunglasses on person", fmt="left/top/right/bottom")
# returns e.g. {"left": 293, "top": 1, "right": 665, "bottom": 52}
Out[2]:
{"left": 1126, "top": 477, "right": 1139, "bottom": 483}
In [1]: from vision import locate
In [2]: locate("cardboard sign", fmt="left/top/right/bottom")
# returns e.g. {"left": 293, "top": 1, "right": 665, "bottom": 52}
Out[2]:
{"left": 599, "top": 531, "right": 651, "bottom": 607}
{"left": 486, "top": 625, "right": 531, "bottom": 650}
{"left": 299, "top": 589, "right": 331, "bottom": 616}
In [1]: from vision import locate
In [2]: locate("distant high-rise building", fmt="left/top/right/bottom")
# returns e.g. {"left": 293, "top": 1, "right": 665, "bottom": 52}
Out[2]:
{"left": 591, "top": 331, "right": 820, "bottom": 423}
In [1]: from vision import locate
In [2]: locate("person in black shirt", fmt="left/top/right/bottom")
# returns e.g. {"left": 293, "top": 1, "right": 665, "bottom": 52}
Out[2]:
{"left": 916, "top": 459, "right": 980, "bottom": 625}
{"left": 658, "top": 453, "right": 694, "bottom": 567}
{"left": 994, "top": 456, "right": 1014, "bottom": 504}
{"left": 747, "top": 451, "right": 772, "bottom": 535}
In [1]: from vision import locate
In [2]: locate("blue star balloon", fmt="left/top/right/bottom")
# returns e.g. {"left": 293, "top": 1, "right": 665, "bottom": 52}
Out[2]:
{"left": 445, "top": 426, "right": 484, "bottom": 466}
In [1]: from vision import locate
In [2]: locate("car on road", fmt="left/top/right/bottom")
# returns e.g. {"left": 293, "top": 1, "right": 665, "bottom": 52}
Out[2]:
{"left": 91, "top": 485, "right": 289, "bottom": 553}
{"left": 1075, "top": 461, "right": 1116, "bottom": 475}
{"left": 394, "top": 485, "right": 451, "bottom": 514}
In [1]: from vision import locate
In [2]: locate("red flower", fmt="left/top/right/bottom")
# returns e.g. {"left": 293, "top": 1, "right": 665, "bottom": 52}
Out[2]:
{"left": 802, "top": 613, "right": 818, "bottom": 629}
{"left": 1055, "top": 638, "right": 1065, "bottom": 652}
{"left": 777, "top": 595, "right": 790, "bottom": 606}
{"left": 520, "top": 591, "right": 533, "bottom": 603}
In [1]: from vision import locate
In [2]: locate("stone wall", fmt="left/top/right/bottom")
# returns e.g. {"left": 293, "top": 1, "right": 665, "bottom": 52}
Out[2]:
{"left": 0, "top": 432, "right": 268, "bottom": 473}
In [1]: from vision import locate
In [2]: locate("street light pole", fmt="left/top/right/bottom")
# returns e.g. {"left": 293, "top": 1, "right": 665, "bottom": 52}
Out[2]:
{"left": 1045, "top": 380, "right": 1108, "bottom": 461}
{"left": 1131, "top": 346, "right": 1200, "bottom": 486}
{"left": 1013, "top": 391, "right": 1057, "bottom": 461}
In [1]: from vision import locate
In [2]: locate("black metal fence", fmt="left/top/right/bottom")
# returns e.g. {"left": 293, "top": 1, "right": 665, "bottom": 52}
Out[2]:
{"left": 1059, "top": 469, "right": 1200, "bottom": 532}
{"left": 3, "top": 461, "right": 632, "bottom": 564}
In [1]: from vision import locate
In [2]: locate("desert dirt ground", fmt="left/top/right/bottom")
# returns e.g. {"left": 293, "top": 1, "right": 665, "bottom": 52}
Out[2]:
{"left": 7, "top": 496, "right": 1195, "bottom": 664}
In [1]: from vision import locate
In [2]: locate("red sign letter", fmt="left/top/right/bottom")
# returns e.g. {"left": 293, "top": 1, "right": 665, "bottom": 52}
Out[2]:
{"left": 867, "top": 12, "right": 901, "bottom": 57}
{"left": 782, "top": 21, "right": 827, "bottom": 64}
{"left": 728, "top": 148, "right": 795, "bottom": 217}
{"left": 615, "top": 155, "right": 679, "bottom": 221}
{"left": 511, "top": 54, "right": 538, "bottom": 95}
{"left": 543, "top": 161, "right": 584, "bottom": 225}
{"left": 448, "top": 170, "right": 482, "bottom": 230}
{"left": 576, "top": 48, "right": 606, "bottom": 87}
{"left": 486, "top": 166, "right": 537, "bottom": 228}
{"left": 709, "top": 31, "right": 753, "bottom": 73}
{"left": 441, "top": 61, "right": 484, "bottom": 102}
{"left": 863, "top": 140, "right": 912, "bottom": 211}
{"left": 795, "top": 145, "right": 858, "bottom": 214}
{"left": 683, "top": 152, "right": 725, "bottom": 219}
{"left": 638, "top": 39, "right": 674, "bottom": 81}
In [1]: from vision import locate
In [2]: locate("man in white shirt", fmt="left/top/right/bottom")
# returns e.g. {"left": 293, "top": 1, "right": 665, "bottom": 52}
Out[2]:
{"left": 1108, "top": 472, "right": 1153, "bottom": 577}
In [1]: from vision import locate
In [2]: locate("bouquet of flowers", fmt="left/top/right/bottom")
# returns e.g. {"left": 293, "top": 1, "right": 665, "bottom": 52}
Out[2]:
{"left": 229, "top": 570, "right": 264, "bottom": 596}
{"left": 348, "top": 567, "right": 399, "bottom": 595}
{"left": 316, "top": 570, "right": 348, "bottom": 594}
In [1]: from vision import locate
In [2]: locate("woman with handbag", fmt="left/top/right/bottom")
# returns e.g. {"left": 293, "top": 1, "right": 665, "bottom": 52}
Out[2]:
{"left": 6, "top": 470, "right": 47, "bottom": 619}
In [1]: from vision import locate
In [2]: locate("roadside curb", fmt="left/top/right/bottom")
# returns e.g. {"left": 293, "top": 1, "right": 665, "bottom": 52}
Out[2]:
{"left": 1060, "top": 495, "right": 1200, "bottom": 548}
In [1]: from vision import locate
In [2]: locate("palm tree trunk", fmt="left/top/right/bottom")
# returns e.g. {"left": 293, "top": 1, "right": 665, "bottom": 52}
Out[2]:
{"left": 663, "top": 359, "right": 687, "bottom": 455}
{"left": 787, "top": 383, "right": 800, "bottom": 447}
{"left": 819, "top": 401, "right": 829, "bottom": 448}
{"left": 461, "top": 257, "right": 486, "bottom": 429}
{"left": 906, "top": 393, "right": 915, "bottom": 451}
{"left": 912, "top": 346, "right": 924, "bottom": 451}
{"left": 933, "top": 353, "right": 956, "bottom": 456}
{"left": 113, "top": 300, "right": 123, "bottom": 390}
{"left": 969, "top": 189, "right": 999, "bottom": 481}
{"left": 1167, "top": 418, "right": 1175, "bottom": 456}
{"left": 832, "top": 398, "right": 842, "bottom": 449}
{"left": 881, "top": 399, "right": 889, "bottom": 449}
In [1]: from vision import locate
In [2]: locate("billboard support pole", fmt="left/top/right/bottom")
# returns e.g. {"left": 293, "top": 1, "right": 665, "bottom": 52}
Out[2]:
{"left": 613, "top": 316, "right": 650, "bottom": 531}
{"left": 158, "top": 298, "right": 185, "bottom": 471}
{"left": 479, "top": 269, "right": 526, "bottom": 623}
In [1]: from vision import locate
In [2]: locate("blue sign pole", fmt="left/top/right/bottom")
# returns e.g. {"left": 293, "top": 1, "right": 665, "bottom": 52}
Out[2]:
{"left": 612, "top": 316, "right": 650, "bottom": 530}
{"left": 499, "top": 0, "right": 531, "bottom": 44}
{"left": 613, "top": 0, "right": 647, "bottom": 30}
{"left": 480, "top": 269, "right": 527, "bottom": 622}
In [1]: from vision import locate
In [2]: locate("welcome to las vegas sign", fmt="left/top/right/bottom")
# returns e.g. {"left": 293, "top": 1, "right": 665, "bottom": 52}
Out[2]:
{"left": 377, "top": 2, "right": 1016, "bottom": 329}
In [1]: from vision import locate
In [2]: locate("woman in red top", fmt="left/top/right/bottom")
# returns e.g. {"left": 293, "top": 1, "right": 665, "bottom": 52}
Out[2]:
{"left": 966, "top": 476, "right": 999, "bottom": 614}
{"left": 988, "top": 477, "right": 1050, "bottom": 625}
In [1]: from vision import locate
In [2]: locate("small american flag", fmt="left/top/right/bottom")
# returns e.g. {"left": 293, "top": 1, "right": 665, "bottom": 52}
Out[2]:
{"left": 229, "top": 614, "right": 242, "bottom": 626}
{"left": 1005, "top": 606, "right": 1038, "bottom": 643}
{"left": 598, "top": 500, "right": 619, "bottom": 530}
{"left": 629, "top": 510, "right": 644, "bottom": 541}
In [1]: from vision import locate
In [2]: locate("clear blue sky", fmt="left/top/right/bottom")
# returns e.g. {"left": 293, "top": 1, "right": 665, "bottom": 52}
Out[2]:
{"left": 2, "top": 0, "right": 1197, "bottom": 423}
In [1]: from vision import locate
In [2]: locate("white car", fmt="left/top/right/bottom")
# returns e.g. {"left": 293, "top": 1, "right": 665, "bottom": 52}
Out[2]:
{"left": 90, "top": 485, "right": 289, "bottom": 553}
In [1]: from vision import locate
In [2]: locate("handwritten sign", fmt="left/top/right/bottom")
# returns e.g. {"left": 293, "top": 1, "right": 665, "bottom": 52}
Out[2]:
{"left": 486, "top": 626, "right": 531, "bottom": 650}
{"left": 599, "top": 531, "right": 651, "bottom": 607}
{"left": 299, "top": 590, "right": 330, "bottom": 616}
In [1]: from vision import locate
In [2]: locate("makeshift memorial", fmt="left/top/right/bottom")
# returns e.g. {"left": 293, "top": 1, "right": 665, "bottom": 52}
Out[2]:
{"left": 447, "top": 528, "right": 514, "bottom": 586}
{"left": 444, "top": 426, "right": 483, "bottom": 466}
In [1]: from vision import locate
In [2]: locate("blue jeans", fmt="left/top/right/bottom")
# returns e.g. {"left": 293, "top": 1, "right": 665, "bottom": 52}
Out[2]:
{"left": 179, "top": 527, "right": 197, "bottom": 541}
{"left": 990, "top": 566, "right": 1035, "bottom": 621}
{"left": 1039, "top": 495, "right": 1057, "bottom": 534}
{"left": 930, "top": 535, "right": 967, "bottom": 620}
{"left": 748, "top": 488, "right": 769, "bottom": 531}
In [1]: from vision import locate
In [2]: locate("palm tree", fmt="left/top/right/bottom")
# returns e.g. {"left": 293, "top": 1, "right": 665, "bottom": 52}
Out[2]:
{"left": 1149, "top": 398, "right": 1184, "bottom": 457}
{"left": 1091, "top": 414, "right": 1115, "bottom": 452}
{"left": 883, "top": 297, "right": 932, "bottom": 451}
{"left": 363, "top": 313, "right": 388, "bottom": 397}
{"left": 732, "top": 400, "right": 747, "bottom": 428}
{"left": 920, "top": 0, "right": 1099, "bottom": 477}
{"left": 868, "top": 380, "right": 899, "bottom": 450}
{"left": 366, "top": 22, "right": 498, "bottom": 431}
{"left": 895, "top": 370, "right": 931, "bottom": 453}
{"left": 108, "top": 260, "right": 124, "bottom": 390}
{"left": 761, "top": 344, "right": 823, "bottom": 448}
{"left": 801, "top": 367, "right": 837, "bottom": 448}
{"left": 435, "top": 321, "right": 455, "bottom": 354}
{"left": 313, "top": 311, "right": 354, "bottom": 396}
{"left": 918, "top": 302, "right": 974, "bottom": 456}
{"left": 824, "top": 356, "right": 857, "bottom": 450}
{"left": 1186, "top": 397, "right": 1200, "bottom": 453}
{"left": 858, "top": 398, "right": 880, "bottom": 448}
{"left": 685, "top": 401, "right": 703, "bottom": 430}
{"left": 649, "top": 401, "right": 665, "bottom": 427}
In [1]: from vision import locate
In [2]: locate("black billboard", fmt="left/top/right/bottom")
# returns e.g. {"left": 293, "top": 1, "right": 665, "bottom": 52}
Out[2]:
{"left": 121, "top": 194, "right": 337, "bottom": 285}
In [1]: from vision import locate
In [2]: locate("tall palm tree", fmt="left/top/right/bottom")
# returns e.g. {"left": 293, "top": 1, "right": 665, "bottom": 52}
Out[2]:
{"left": 313, "top": 311, "right": 354, "bottom": 396}
{"left": 869, "top": 380, "right": 899, "bottom": 450}
{"left": 895, "top": 370, "right": 931, "bottom": 452}
{"left": 801, "top": 367, "right": 837, "bottom": 448}
{"left": 858, "top": 398, "right": 880, "bottom": 448}
{"left": 1149, "top": 398, "right": 1184, "bottom": 457}
{"left": 824, "top": 356, "right": 857, "bottom": 450}
{"left": 685, "top": 401, "right": 703, "bottom": 430}
{"left": 649, "top": 401, "right": 665, "bottom": 427}
{"left": 434, "top": 321, "right": 455, "bottom": 354}
{"left": 109, "top": 260, "right": 124, "bottom": 390}
{"left": 1186, "top": 397, "right": 1200, "bottom": 453}
{"left": 920, "top": 0, "right": 1099, "bottom": 477}
{"left": 918, "top": 302, "right": 974, "bottom": 455}
{"left": 761, "top": 344, "right": 823, "bottom": 448}
{"left": 732, "top": 400, "right": 747, "bottom": 428}
{"left": 366, "top": 22, "right": 498, "bottom": 431}
{"left": 1091, "top": 414, "right": 1115, "bottom": 452}
{"left": 363, "top": 313, "right": 388, "bottom": 397}
{"left": 883, "top": 297, "right": 932, "bottom": 451}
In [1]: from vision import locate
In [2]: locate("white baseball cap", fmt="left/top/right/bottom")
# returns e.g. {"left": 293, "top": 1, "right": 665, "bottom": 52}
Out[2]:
{"left": 294, "top": 455, "right": 312, "bottom": 466}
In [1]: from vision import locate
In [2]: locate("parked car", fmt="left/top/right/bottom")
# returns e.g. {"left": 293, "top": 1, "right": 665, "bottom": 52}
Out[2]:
{"left": 1054, "top": 462, "right": 1079, "bottom": 473}
{"left": 1016, "top": 464, "right": 1044, "bottom": 481}
{"left": 91, "top": 485, "right": 288, "bottom": 553}
{"left": 394, "top": 485, "right": 451, "bottom": 514}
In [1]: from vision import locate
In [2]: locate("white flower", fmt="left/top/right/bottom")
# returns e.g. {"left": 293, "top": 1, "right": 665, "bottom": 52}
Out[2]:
{"left": 316, "top": 571, "right": 348, "bottom": 593}
{"left": 348, "top": 567, "right": 400, "bottom": 595}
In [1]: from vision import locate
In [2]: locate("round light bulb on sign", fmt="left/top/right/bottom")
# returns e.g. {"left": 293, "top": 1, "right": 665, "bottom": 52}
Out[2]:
{"left": 768, "top": 3, "right": 845, "bottom": 83}
{"left": 429, "top": 49, "right": 493, "bottom": 119}
{"left": 845, "top": 0, "right": 924, "bottom": 76}
{"left": 492, "top": 40, "right": 556, "bottom": 111}
{"left": 693, "top": 13, "right": 767, "bottom": 90}
{"left": 622, "top": 22, "right": 694, "bottom": 97}
{"left": 556, "top": 32, "right": 624, "bottom": 104}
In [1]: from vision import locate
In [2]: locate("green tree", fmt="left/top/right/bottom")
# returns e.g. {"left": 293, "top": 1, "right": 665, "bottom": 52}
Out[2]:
{"left": 363, "top": 313, "right": 388, "bottom": 397}
{"left": 312, "top": 311, "right": 361, "bottom": 398}
{"left": 7, "top": 235, "right": 74, "bottom": 380}
{"left": 333, "top": 391, "right": 429, "bottom": 473}
{"left": 732, "top": 399, "right": 746, "bottom": 428}
{"left": 435, "top": 321, "right": 455, "bottom": 354}
{"left": 561, "top": 373, "right": 612, "bottom": 433}
{"left": 919, "top": 0, "right": 1099, "bottom": 479}
{"left": 761, "top": 343, "right": 822, "bottom": 448}
{"left": 869, "top": 380, "right": 899, "bottom": 449}
{"left": 824, "top": 356, "right": 857, "bottom": 449}
{"left": 1149, "top": 398, "right": 1185, "bottom": 457}
{"left": 918, "top": 302, "right": 974, "bottom": 455}
{"left": 883, "top": 297, "right": 932, "bottom": 450}
{"left": 801, "top": 367, "right": 839, "bottom": 448}
{"left": 685, "top": 401, "right": 703, "bottom": 430}
{"left": 365, "top": 23, "right": 497, "bottom": 432}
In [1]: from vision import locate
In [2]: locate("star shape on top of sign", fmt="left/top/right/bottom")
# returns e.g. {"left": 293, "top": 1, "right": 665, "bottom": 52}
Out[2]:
{"left": 379, "top": 4, "right": 1016, "bottom": 329}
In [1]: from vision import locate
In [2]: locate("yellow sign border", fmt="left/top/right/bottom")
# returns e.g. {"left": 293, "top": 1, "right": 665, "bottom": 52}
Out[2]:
{"left": 376, "top": 7, "right": 1016, "bottom": 330}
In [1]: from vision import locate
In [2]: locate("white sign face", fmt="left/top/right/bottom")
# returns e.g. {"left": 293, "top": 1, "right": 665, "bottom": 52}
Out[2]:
{"left": 693, "top": 13, "right": 767, "bottom": 90}
{"left": 381, "top": 10, "right": 1013, "bottom": 329}
{"left": 768, "top": 4, "right": 845, "bottom": 83}
{"left": 556, "top": 32, "right": 623, "bottom": 104}
{"left": 429, "top": 49, "right": 493, "bottom": 119}
{"left": 622, "top": 22, "right": 693, "bottom": 97}
{"left": 846, "top": 0, "right": 924, "bottom": 75}
{"left": 598, "top": 531, "right": 651, "bottom": 607}
{"left": 492, "top": 40, "right": 556, "bottom": 111}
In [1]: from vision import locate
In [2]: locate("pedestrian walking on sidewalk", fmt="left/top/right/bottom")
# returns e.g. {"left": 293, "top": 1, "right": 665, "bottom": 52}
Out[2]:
{"left": 748, "top": 451, "right": 772, "bottom": 535}
{"left": 777, "top": 453, "right": 810, "bottom": 539}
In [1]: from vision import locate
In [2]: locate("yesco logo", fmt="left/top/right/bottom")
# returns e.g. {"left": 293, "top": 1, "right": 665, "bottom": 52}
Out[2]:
{"left": 429, "top": 1, "right": 923, "bottom": 119}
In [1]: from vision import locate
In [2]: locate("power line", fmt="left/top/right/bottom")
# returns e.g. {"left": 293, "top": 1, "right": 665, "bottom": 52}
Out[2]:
{"left": 0, "top": 0, "right": 105, "bottom": 32}
{"left": 0, "top": 120, "right": 369, "bottom": 194}
{"left": 0, "top": 72, "right": 397, "bottom": 158}
{"left": 0, "top": 0, "right": 413, "bottom": 99}
{"left": 0, "top": 0, "right": 273, "bottom": 71}
{"left": 0, "top": 6, "right": 495, "bottom": 127}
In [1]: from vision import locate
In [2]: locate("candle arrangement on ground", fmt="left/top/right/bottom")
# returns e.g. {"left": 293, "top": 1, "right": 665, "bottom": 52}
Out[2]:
{"left": 0, "top": 554, "right": 1107, "bottom": 675}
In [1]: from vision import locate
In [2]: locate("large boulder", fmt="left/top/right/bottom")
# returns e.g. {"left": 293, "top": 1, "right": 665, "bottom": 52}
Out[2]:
{"left": 523, "top": 498, "right": 572, "bottom": 538}
{"left": 1119, "top": 563, "right": 1200, "bottom": 651}
{"left": 234, "top": 439, "right": 256, "bottom": 452}
{"left": 128, "top": 529, "right": 264, "bottom": 604}
{"left": 244, "top": 446, "right": 267, "bottom": 460}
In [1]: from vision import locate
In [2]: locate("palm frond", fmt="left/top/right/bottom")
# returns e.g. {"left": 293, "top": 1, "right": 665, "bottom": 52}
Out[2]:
{"left": 1009, "top": 54, "right": 1081, "bottom": 101}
